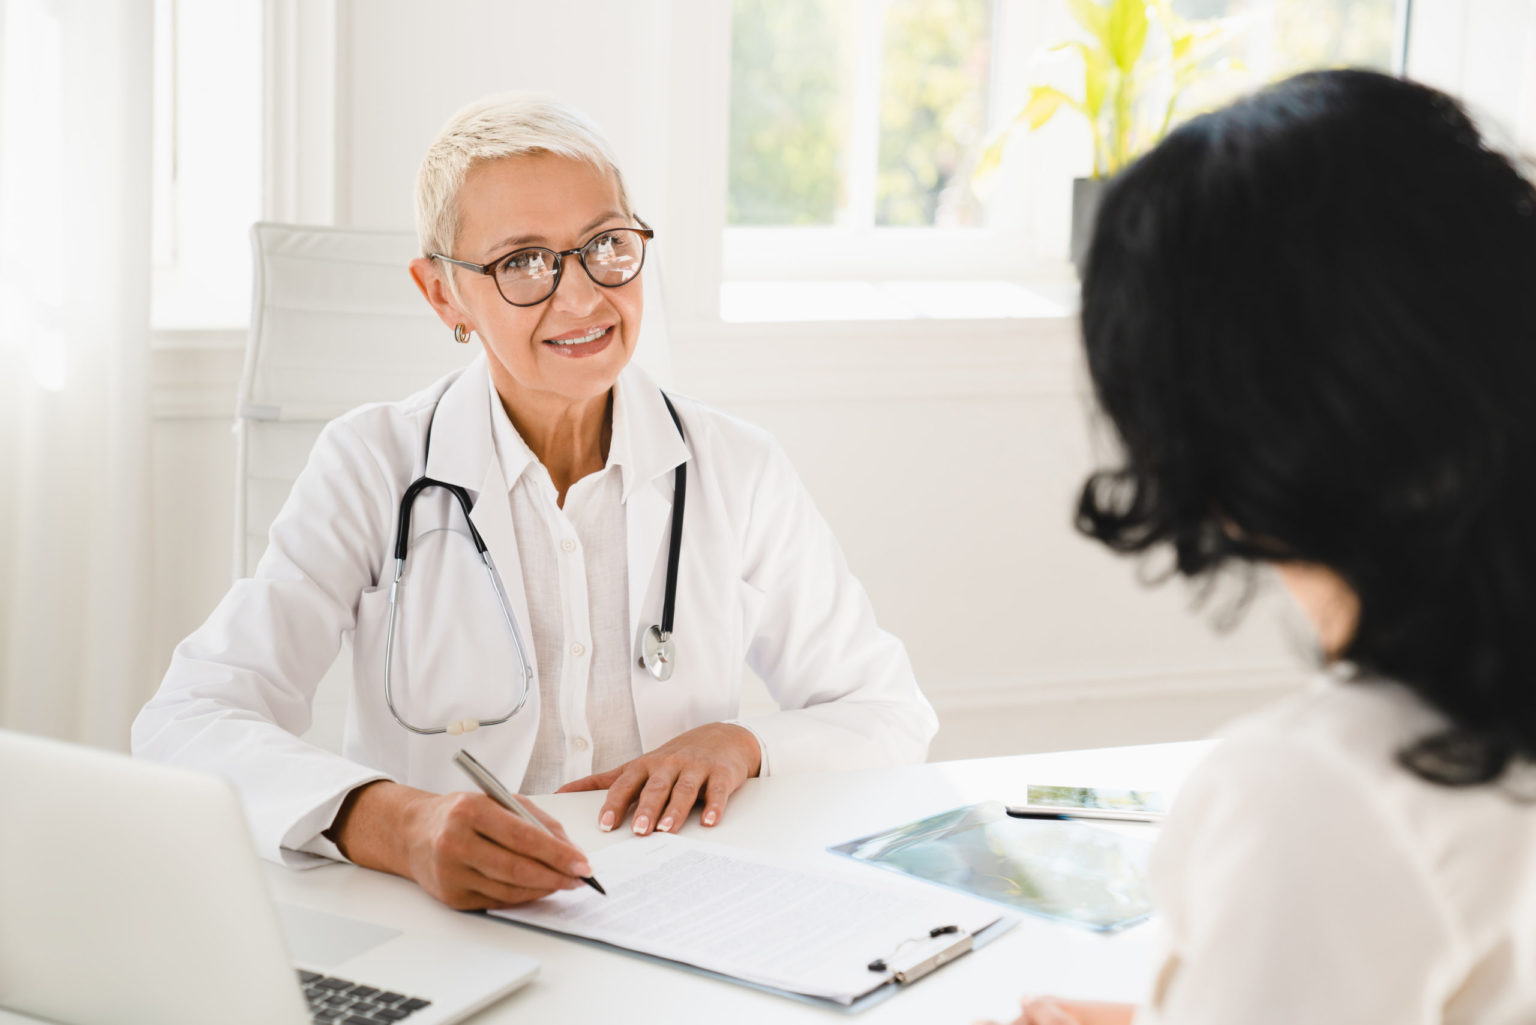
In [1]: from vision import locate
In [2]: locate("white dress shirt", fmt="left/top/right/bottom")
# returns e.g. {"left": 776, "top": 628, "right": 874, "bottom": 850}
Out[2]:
{"left": 485, "top": 379, "right": 643, "bottom": 794}
{"left": 1136, "top": 671, "right": 1536, "bottom": 1024}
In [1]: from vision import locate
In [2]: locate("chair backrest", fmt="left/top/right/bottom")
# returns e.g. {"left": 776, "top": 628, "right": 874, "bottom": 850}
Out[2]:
{"left": 236, "top": 221, "right": 672, "bottom": 577}
{"left": 236, "top": 222, "right": 469, "bottom": 577}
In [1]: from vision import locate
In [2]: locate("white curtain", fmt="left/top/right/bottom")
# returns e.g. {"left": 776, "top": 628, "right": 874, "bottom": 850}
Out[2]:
{"left": 0, "top": 0, "right": 154, "bottom": 749}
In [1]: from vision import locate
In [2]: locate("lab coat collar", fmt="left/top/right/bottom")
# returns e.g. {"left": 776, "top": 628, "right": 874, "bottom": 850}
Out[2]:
{"left": 421, "top": 352, "right": 497, "bottom": 492}
{"left": 608, "top": 361, "right": 690, "bottom": 503}
{"left": 426, "top": 352, "right": 689, "bottom": 504}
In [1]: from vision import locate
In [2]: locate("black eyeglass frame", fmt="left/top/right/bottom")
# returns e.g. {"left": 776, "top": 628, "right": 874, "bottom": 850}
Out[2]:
{"left": 430, "top": 224, "right": 655, "bottom": 307}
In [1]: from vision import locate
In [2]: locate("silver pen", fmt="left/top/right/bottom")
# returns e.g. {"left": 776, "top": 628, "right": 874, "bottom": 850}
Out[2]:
{"left": 453, "top": 749, "right": 606, "bottom": 895}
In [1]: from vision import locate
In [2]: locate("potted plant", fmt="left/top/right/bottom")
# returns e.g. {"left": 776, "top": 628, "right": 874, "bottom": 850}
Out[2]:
{"left": 978, "top": 0, "right": 1242, "bottom": 270}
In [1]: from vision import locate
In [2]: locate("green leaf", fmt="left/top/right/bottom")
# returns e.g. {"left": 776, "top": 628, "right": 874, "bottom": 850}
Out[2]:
{"left": 1021, "top": 85, "right": 1069, "bottom": 130}
{"left": 972, "top": 134, "right": 1009, "bottom": 186}
{"left": 1172, "top": 30, "right": 1238, "bottom": 83}
{"left": 1066, "top": 0, "right": 1110, "bottom": 47}
{"left": 1051, "top": 41, "right": 1110, "bottom": 117}
{"left": 972, "top": 87, "right": 1089, "bottom": 188}
{"left": 1107, "top": 0, "right": 1149, "bottom": 73}
{"left": 984, "top": 86, "right": 1089, "bottom": 155}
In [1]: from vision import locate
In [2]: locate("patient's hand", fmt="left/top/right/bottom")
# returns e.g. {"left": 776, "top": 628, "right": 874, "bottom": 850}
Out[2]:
{"left": 981, "top": 997, "right": 1136, "bottom": 1025}
{"left": 556, "top": 722, "right": 761, "bottom": 835}
{"left": 330, "top": 781, "right": 591, "bottom": 910}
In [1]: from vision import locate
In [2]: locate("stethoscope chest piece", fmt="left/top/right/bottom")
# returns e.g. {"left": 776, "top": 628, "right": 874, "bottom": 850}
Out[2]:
{"left": 641, "top": 624, "right": 676, "bottom": 682}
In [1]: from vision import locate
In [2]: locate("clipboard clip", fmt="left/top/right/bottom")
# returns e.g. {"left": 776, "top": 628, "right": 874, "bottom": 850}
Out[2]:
{"left": 867, "top": 924, "right": 975, "bottom": 984}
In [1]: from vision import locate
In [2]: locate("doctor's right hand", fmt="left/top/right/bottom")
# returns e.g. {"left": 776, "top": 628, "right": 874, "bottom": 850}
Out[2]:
{"left": 327, "top": 781, "right": 593, "bottom": 910}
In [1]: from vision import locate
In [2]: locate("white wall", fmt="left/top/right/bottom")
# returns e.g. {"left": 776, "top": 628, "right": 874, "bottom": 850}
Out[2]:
{"left": 1407, "top": 0, "right": 1536, "bottom": 151}
{"left": 148, "top": 0, "right": 1372, "bottom": 762}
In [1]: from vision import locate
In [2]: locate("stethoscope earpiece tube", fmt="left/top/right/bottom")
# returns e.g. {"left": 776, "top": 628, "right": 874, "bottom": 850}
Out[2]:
{"left": 385, "top": 477, "right": 523, "bottom": 735}
{"left": 639, "top": 396, "right": 686, "bottom": 682}
{"left": 386, "top": 387, "right": 691, "bottom": 733}
{"left": 394, "top": 478, "right": 485, "bottom": 560}
{"left": 658, "top": 395, "right": 688, "bottom": 640}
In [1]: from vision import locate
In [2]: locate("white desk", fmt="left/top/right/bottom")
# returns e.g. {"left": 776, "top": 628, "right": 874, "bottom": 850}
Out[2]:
{"left": 264, "top": 742, "right": 1209, "bottom": 1024}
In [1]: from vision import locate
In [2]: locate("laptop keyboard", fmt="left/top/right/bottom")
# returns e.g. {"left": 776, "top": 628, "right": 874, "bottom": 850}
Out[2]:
{"left": 298, "top": 970, "right": 433, "bottom": 1024}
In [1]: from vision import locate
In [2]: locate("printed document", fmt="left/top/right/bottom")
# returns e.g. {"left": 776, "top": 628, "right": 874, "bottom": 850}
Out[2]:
{"left": 490, "top": 833, "right": 1003, "bottom": 1004}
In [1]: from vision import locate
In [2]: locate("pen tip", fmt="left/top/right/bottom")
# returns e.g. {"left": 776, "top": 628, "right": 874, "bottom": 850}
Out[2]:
{"left": 585, "top": 876, "right": 607, "bottom": 896}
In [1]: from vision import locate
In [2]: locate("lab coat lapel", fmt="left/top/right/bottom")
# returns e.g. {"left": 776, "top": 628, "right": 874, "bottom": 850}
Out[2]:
{"left": 421, "top": 353, "right": 498, "bottom": 487}
{"left": 614, "top": 366, "right": 691, "bottom": 666}
{"left": 626, "top": 476, "right": 673, "bottom": 653}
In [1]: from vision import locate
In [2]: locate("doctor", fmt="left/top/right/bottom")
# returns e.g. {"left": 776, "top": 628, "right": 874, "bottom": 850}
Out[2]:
{"left": 133, "top": 93, "right": 937, "bottom": 910}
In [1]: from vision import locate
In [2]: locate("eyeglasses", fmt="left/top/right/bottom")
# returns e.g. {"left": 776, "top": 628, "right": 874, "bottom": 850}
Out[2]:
{"left": 431, "top": 226, "right": 654, "bottom": 307}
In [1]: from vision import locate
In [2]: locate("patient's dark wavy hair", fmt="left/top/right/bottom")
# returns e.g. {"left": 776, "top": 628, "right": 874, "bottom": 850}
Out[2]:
{"left": 1076, "top": 69, "right": 1536, "bottom": 787}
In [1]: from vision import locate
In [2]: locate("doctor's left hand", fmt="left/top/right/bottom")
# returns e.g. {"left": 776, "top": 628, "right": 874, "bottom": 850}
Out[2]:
{"left": 556, "top": 722, "right": 762, "bottom": 835}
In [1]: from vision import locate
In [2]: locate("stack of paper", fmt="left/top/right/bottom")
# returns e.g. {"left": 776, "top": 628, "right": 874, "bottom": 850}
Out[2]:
{"left": 491, "top": 833, "right": 1005, "bottom": 1006}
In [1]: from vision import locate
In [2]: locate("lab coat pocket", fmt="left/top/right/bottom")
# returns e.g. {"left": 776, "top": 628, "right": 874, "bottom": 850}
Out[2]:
{"left": 352, "top": 583, "right": 392, "bottom": 685}
{"left": 359, "top": 528, "right": 524, "bottom": 734}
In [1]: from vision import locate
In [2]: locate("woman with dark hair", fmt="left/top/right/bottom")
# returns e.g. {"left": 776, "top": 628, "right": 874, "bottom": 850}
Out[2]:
{"left": 993, "top": 69, "right": 1536, "bottom": 1024}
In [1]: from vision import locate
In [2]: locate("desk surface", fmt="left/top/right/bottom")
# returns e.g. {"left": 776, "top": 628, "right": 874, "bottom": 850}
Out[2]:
{"left": 0, "top": 741, "right": 1208, "bottom": 1025}
{"left": 275, "top": 742, "right": 1208, "bottom": 1024}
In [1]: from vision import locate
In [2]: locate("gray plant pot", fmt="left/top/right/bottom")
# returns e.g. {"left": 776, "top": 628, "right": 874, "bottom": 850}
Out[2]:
{"left": 1071, "top": 176, "right": 1110, "bottom": 275}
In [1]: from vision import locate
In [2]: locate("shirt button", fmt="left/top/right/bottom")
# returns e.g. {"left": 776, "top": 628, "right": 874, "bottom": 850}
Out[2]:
{"left": 571, "top": 736, "right": 590, "bottom": 751}
{"left": 571, "top": 642, "right": 586, "bottom": 657}
{"left": 561, "top": 538, "right": 577, "bottom": 553}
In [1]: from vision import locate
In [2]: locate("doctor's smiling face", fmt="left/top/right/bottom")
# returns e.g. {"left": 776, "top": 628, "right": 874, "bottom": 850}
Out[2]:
{"left": 411, "top": 152, "right": 642, "bottom": 421}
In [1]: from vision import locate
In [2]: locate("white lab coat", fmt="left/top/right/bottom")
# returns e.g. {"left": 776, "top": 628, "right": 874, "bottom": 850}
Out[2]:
{"left": 133, "top": 354, "right": 937, "bottom": 866}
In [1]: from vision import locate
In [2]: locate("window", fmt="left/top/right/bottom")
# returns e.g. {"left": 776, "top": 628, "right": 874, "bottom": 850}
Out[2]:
{"left": 728, "top": 0, "right": 992, "bottom": 230}
{"left": 151, "top": 0, "right": 261, "bottom": 330}
{"left": 1211, "top": 0, "right": 1403, "bottom": 77}
{"left": 722, "top": 0, "right": 1406, "bottom": 322}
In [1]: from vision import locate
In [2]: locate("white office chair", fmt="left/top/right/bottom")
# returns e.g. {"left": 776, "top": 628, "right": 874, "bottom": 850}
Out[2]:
{"left": 236, "top": 221, "right": 672, "bottom": 750}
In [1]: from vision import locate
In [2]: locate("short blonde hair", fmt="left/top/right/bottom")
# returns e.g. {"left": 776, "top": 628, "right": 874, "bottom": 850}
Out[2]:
{"left": 414, "top": 92, "right": 633, "bottom": 262}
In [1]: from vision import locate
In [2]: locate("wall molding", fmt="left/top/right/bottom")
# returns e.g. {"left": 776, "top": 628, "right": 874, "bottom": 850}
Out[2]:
{"left": 740, "top": 662, "right": 1306, "bottom": 717}
{"left": 150, "top": 315, "right": 1089, "bottom": 419}
{"left": 920, "top": 664, "right": 1310, "bottom": 758}
{"left": 924, "top": 663, "right": 1307, "bottom": 712}
{"left": 149, "top": 338, "right": 244, "bottom": 419}
{"left": 674, "top": 315, "right": 1084, "bottom": 405}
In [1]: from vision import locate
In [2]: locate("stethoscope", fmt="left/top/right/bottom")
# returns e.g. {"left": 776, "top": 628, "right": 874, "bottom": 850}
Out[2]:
{"left": 382, "top": 390, "right": 688, "bottom": 736}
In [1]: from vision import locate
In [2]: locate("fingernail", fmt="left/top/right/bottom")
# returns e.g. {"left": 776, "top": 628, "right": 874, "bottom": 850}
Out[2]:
{"left": 703, "top": 810, "right": 717, "bottom": 826}
{"left": 573, "top": 861, "right": 592, "bottom": 877}
{"left": 599, "top": 811, "right": 615, "bottom": 831}
{"left": 658, "top": 816, "right": 674, "bottom": 832}
{"left": 633, "top": 815, "right": 649, "bottom": 834}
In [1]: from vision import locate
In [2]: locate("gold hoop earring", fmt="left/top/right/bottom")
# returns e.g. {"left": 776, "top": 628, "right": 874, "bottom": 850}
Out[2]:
{"left": 453, "top": 324, "right": 470, "bottom": 345}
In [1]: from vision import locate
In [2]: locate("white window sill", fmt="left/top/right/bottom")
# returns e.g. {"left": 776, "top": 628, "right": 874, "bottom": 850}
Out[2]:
{"left": 150, "top": 327, "right": 247, "bottom": 350}
{"left": 719, "top": 278, "right": 1079, "bottom": 324}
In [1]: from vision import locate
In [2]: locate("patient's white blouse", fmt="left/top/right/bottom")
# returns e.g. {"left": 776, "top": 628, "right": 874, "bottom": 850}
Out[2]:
{"left": 1136, "top": 672, "right": 1536, "bottom": 1025}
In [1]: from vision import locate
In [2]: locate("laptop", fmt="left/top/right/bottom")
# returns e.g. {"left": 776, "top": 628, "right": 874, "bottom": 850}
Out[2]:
{"left": 0, "top": 729, "right": 538, "bottom": 1025}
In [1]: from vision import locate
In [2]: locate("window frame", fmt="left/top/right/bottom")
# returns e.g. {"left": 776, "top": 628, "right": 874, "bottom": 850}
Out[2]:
{"left": 713, "top": 0, "right": 1414, "bottom": 320}
{"left": 149, "top": 0, "right": 263, "bottom": 332}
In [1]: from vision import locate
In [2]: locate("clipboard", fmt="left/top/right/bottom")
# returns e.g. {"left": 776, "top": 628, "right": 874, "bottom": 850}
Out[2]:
{"left": 485, "top": 833, "right": 1017, "bottom": 1011}
{"left": 488, "top": 910, "right": 1018, "bottom": 1013}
